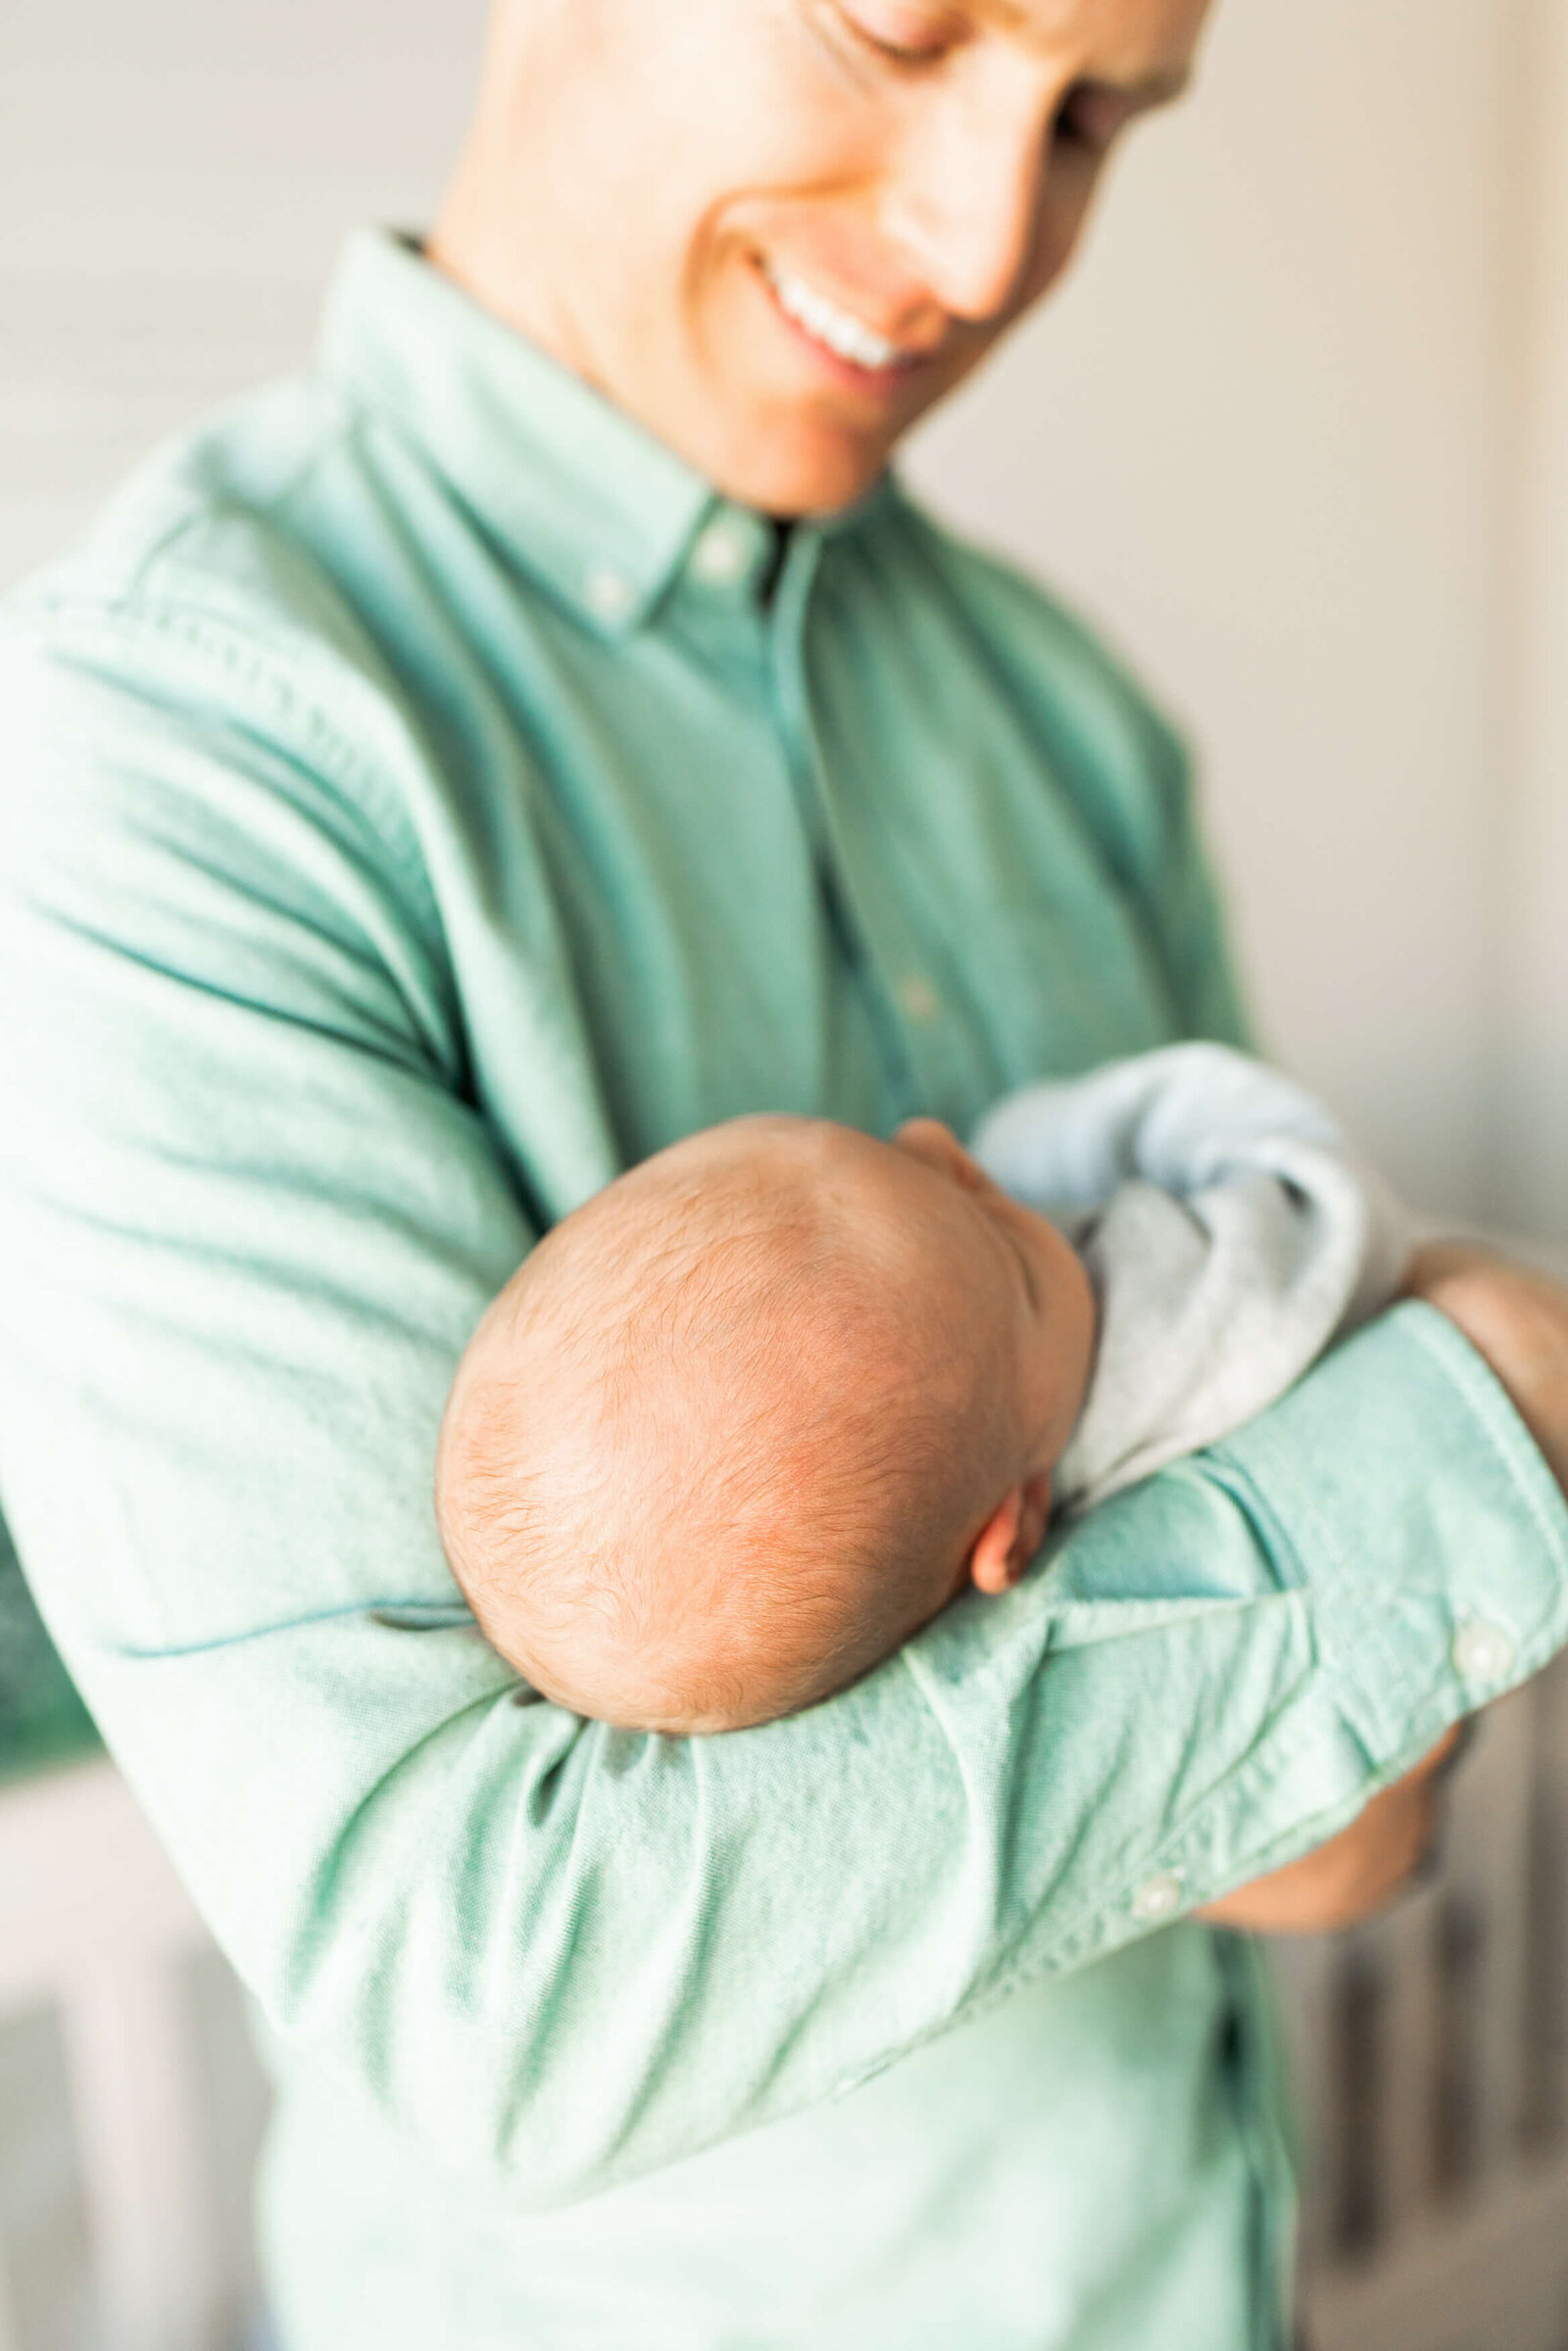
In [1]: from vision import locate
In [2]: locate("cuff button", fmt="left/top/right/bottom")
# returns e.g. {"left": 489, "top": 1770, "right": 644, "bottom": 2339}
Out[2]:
{"left": 1132, "top": 1872, "right": 1184, "bottom": 1924}
{"left": 1451, "top": 1621, "right": 1515, "bottom": 1684}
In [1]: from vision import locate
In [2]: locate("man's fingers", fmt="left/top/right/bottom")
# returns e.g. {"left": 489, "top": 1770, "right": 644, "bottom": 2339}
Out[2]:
{"left": 1407, "top": 1249, "right": 1568, "bottom": 1494}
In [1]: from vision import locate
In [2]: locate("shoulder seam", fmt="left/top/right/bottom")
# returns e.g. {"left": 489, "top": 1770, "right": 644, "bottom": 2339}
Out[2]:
{"left": 10, "top": 584, "right": 447, "bottom": 951}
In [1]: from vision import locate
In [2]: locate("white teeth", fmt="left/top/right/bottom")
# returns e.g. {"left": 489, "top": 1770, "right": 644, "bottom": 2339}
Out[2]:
{"left": 765, "top": 266, "right": 907, "bottom": 372}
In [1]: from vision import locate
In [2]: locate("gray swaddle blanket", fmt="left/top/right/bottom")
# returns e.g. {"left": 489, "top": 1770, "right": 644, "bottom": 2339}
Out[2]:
{"left": 971, "top": 1043, "right": 1415, "bottom": 1514}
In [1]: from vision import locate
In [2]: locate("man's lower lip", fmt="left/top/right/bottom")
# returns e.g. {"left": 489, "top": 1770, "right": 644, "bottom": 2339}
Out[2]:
{"left": 757, "top": 265, "right": 919, "bottom": 392}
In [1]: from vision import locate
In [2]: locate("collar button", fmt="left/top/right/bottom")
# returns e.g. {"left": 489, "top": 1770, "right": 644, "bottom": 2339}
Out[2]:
{"left": 690, "top": 516, "right": 753, "bottom": 587}
{"left": 585, "top": 563, "right": 634, "bottom": 622}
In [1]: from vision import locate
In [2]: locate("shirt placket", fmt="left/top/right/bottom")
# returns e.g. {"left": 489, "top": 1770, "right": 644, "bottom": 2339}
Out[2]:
{"left": 766, "top": 526, "right": 975, "bottom": 1132}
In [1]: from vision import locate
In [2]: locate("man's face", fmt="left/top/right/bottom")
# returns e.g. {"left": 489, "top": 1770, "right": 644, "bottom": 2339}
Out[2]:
{"left": 449, "top": 0, "right": 1212, "bottom": 515}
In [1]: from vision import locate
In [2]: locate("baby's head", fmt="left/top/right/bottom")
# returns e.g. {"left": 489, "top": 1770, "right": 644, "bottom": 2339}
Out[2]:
{"left": 436, "top": 1115, "right": 1094, "bottom": 1734}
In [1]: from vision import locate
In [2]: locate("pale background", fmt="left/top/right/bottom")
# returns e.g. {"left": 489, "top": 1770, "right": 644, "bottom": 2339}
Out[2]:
{"left": 4, "top": 0, "right": 1566, "bottom": 1239}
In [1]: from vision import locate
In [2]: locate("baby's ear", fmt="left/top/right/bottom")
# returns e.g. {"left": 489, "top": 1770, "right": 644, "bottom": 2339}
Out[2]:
{"left": 970, "top": 1475, "right": 1055, "bottom": 1594}
{"left": 969, "top": 1490, "right": 1026, "bottom": 1595}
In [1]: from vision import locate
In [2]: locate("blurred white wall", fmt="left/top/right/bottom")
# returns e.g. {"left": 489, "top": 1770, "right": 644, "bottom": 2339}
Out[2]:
{"left": 2, "top": 0, "right": 1563, "bottom": 1229}
{"left": 1494, "top": 0, "right": 1568, "bottom": 1242}
{"left": 906, "top": 0, "right": 1538, "bottom": 1221}
{"left": 0, "top": 0, "right": 489, "bottom": 582}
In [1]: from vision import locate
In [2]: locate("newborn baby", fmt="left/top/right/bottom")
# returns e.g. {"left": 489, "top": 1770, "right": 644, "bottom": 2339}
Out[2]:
{"left": 437, "top": 1045, "right": 1411, "bottom": 1735}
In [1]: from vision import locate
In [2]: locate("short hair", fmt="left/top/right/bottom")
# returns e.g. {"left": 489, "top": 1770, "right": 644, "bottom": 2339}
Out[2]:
{"left": 436, "top": 1121, "right": 1010, "bottom": 1732}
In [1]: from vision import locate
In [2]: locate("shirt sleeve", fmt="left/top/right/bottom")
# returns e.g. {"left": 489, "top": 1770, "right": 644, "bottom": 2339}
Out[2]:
{"left": 3, "top": 600, "right": 1567, "bottom": 2214}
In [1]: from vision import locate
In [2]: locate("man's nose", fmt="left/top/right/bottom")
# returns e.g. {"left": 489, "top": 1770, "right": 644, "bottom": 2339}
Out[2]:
{"left": 881, "top": 75, "right": 1056, "bottom": 323}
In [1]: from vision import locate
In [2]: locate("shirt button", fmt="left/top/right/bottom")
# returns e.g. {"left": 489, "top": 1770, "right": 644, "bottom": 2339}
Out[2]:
{"left": 585, "top": 563, "right": 634, "bottom": 622}
{"left": 690, "top": 515, "right": 752, "bottom": 586}
{"left": 1132, "top": 1872, "right": 1184, "bottom": 1924}
{"left": 898, "top": 973, "right": 940, "bottom": 1024}
{"left": 1451, "top": 1620, "right": 1515, "bottom": 1684}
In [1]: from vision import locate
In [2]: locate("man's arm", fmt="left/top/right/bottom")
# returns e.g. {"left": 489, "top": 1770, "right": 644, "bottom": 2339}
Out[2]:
{"left": 921, "top": 530, "right": 1547, "bottom": 1940}
{"left": 4, "top": 612, "right": 1568, "bottom": 2208}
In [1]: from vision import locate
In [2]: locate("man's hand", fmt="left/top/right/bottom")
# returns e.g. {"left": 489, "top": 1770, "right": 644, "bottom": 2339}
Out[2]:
{"left": 1196, "top": 1725, "right": 1463, "bottom": 1935}
{"left": 1405, "top": 1241, "right": 1568, "bottom": 1493}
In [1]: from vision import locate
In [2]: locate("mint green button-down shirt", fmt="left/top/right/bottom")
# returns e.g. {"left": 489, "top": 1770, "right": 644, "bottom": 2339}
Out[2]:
{"left": 4, "top": 229, "right": 1567, "bottom": 2351}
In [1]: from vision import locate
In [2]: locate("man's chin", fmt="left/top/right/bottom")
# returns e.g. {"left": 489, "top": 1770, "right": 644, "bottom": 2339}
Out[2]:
{"left": 699, "top": 404, "right": 896, "bottom": 521}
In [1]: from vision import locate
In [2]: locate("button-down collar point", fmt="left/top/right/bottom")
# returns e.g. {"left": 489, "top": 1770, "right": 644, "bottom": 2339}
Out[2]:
{"left": 318, "top": 232, "right": 714, "bottom": 634}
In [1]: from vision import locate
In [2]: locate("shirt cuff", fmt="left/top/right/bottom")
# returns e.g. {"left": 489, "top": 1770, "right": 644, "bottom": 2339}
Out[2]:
{"left": 1206, "top": 1298, "right": 1568, "bottom": 1772}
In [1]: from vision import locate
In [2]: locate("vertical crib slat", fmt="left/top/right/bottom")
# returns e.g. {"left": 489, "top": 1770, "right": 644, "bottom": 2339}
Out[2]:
{"left": 1525, "top": 1650, "right": 1568, "bottom": 2153}
{"left": 1368, "top": 1881, "right": 1443, "bottom": 2238}
{"left": 1270, "top": 1934, "right": 1339, "bottom": 2270}
{"left": 1452, "top": 1689, "right": 1538, "bottom": 2184}
{"left": 60, "top": 1959, "right": 221, "bottom": 2351}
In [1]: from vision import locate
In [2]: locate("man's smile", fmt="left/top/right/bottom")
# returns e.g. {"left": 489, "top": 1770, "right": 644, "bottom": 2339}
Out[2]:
{"left": 758, "top": 255, "right": 929, "bottom": 378}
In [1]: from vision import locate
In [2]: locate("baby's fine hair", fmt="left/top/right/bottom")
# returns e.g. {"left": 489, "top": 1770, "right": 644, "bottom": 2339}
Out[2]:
{"left": 436, "top": 1118, "right": 1004, "bottom": 1732}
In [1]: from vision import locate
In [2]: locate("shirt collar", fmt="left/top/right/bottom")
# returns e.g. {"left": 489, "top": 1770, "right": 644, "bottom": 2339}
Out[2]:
{"left": 317, "top": 229, "right": 893, "bottom": 639}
